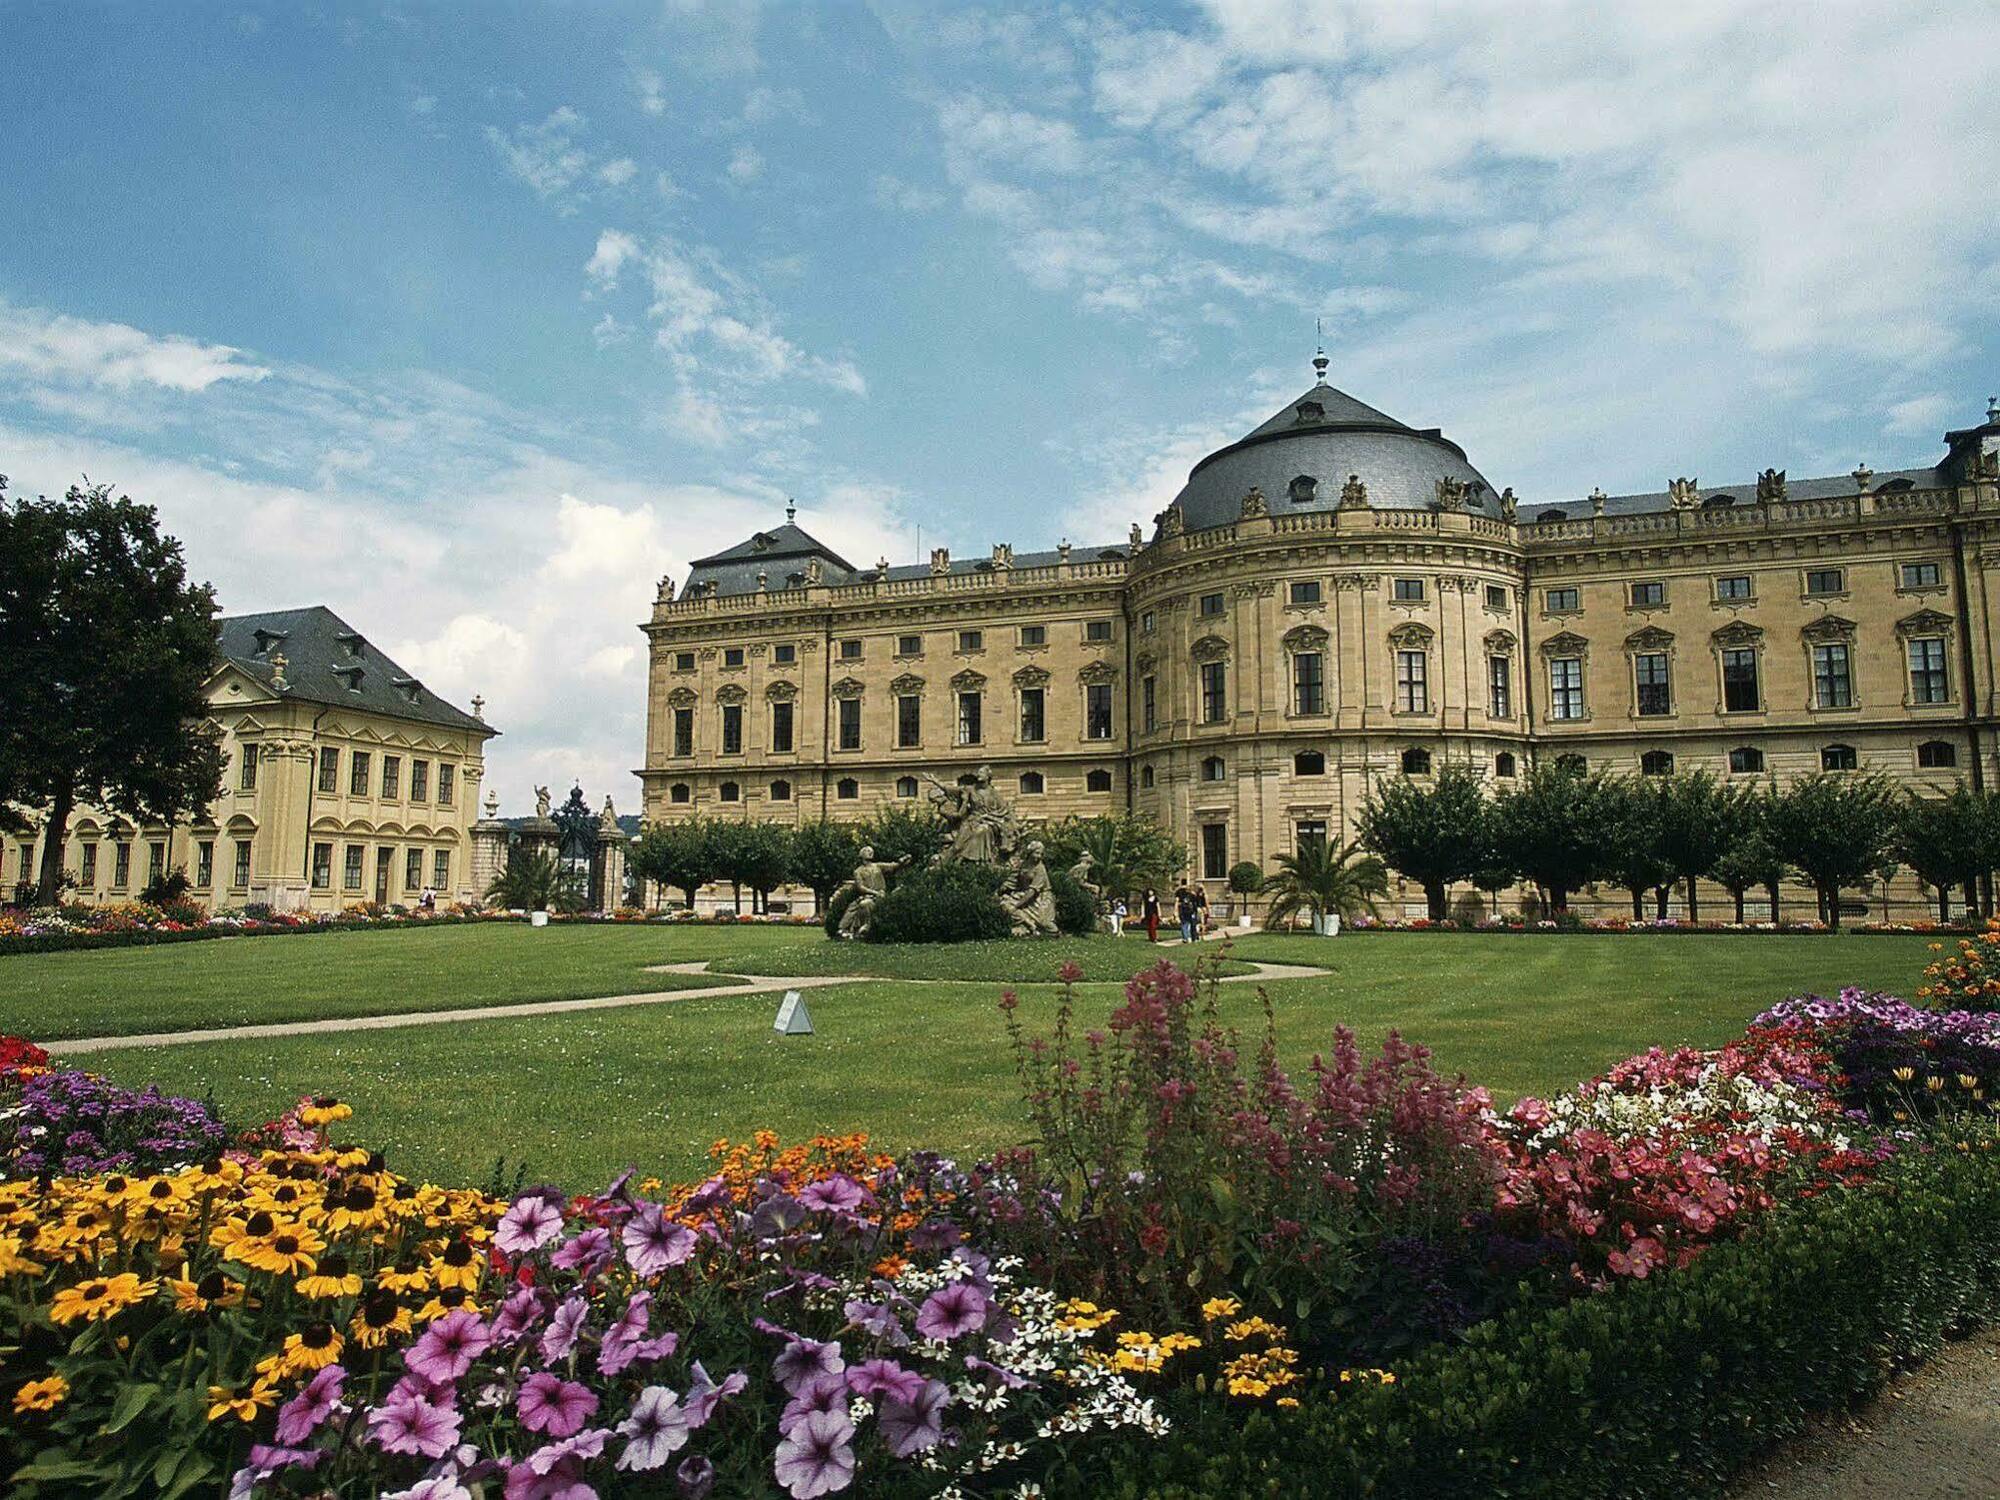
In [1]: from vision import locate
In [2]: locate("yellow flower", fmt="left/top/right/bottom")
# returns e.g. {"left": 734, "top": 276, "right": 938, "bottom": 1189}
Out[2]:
{"left": 1276, "top": 1396, "right": 1300, "bottom": 1408}
{"left": 0, "top": 1235, "right": 42, "bottom": 1277}
{"left": 231, "top": 1221, "right": 325, "bottom": 1277}
{"left": 50, "top": 1272, "right": 156, "bottom": 1325}
{"left": 300, "top": 1098, "right": 353, "bottom": 1128}
{"left": 377, "top": 1261, "right": 432, "bottom": 1295}
{"left": 1223, "top": 1316, "right": 1286, "bottom": 1343}
{"left": 297, "top": 1253, "right": 364, "bottom": 1299}
{"left": 279, "top": 1321, "right": 344, "bottom": 1372}
{"left": 429, "top": 1238, "right": 482, "bottom": 1290}
{"left": 350, "top": 1293, "right": 413, "bottom": 1348}
{"left": 1200, "top": 1296, "right": 1241, "bottom": 1322}
{"left": 12, "top": 1376, "right": 67, "bottom": 1414}
{"left": 206, "top": 1382, "right": 278, "bottom": 1423}
{"left": 171, "top": 1270, "right": 247, "bottom": 1314}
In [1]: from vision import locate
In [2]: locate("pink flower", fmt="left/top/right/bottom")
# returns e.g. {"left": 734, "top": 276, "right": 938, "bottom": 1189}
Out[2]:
{"left": 517, "top": 1372, "right": 599, "bottom": 1438}
{"left": 622, "top": 1207, "right": 697, "bottom": 1277}
{"left": 772, "top": 1408, "right": 855, "bottom": 1499}
{"left": 274, "top": 1363, "right": 345, "bottom": 1444}
{"left": 408, "top": 1309, "right": 492, "bottom": 1384}
{"left": 496, "top": 1195, "right": 565, "bottom": 1256}
{"left": 367, "top": 1392, "right": 462, "bottom": 1458}
{"left": 797, "top": 1175, "right": 865, "bottom": 1214}
{"left": 914, "top": 1281, "right": 990, "bottom": 1341}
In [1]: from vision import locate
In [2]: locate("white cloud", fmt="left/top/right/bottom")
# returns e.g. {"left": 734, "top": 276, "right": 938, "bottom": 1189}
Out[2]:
{"left": 0, "top": 303, "right": 269, "bottom": 393}
{"left": 725, "top": 144, "right": 764, "bottom": 184}
{"left": 408, "top": 94, "right": 437, "bottom": 116}
{"left": 584, "top": 229, "right": 641, "bottom": 288}
{"left": 486, "top": 107, "right": 637, "bottom": 213}
{"left": 630, "top": 64, "right": 667, "bottom": 117}
{"left": 596, "top": 157, "right": 637, "bottom": 187}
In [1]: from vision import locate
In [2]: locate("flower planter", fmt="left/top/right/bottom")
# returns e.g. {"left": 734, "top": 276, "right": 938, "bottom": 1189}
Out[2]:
{"left": 529, "top": 910, "right": 549, "bottom": 928}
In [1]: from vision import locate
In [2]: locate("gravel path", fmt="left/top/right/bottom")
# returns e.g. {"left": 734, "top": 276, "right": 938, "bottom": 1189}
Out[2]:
{"left": 45, "top": 958, "right": 1326, "bottom": 1056}
{"left": 1731, "top": 1325, "right": 2000, "bottom": 1499}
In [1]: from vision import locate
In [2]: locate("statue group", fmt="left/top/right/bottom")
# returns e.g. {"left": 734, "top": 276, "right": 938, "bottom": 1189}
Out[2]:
{"left": 834, "top": 765, "right": 1062, "bottom": 940}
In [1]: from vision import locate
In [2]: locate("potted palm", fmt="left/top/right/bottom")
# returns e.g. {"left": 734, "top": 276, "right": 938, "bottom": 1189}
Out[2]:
{"left": 485, "top": 848, "right": 584, "bottom": 925}
{"left": 1262, "top": 840, "right": 1387, "bottom": 935}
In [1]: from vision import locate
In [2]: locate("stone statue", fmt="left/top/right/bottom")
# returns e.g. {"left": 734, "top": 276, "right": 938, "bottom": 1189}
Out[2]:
{"left": 1239, "top": 486, "right": 1268, "bottom": 519}
{"left": 1129, "top": 522, "right": 1143, "bottom": 550}
{"left": 1339, "top": 474, "right": 1369, "bottom": 510}
{"left": 834, "top": 845, "right": 913, "bottom": 939}
{"left": 1001, "top": 841, "right": 1060, "bottom": 938}
{"left": 1068, "top": 849, "right": 1104, "bottom": 911}
{"left": 925, "top": 767, "right": 1018, "bottom": 867}
{"left": 1498, "top": 487, "right": 1518, "bottom": 522}
{"left": 1668, "top": 476, "right": 1700, "bottom": 510}
{"left": 1434, "top": 475, "right": 1468, "bottom": 511}
{"left": 657, "top": 574, "right": 677, "bottom": 602}
{"left": 1756, "top": 468, "right": 1787, "bottom": 502}
{"left": 598, "top": 795, "right": 620, "bottom": 833}
{"left": 533, "top": 785, "right": 552, "bottom": 819}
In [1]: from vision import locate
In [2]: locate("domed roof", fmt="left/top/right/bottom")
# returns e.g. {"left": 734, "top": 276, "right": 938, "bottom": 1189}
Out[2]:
{"left": 1166, "top": 374, "right": 1499, "bottom": 531}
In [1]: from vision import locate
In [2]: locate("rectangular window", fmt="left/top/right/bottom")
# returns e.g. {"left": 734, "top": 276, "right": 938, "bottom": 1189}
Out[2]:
{"left": 432, "top": 850, "right": 450, "bottom": 889}
{"left": 148, "top": 841, "right": 166, "bottom": 884}
{"left": 1546, "top": 586, "right": 1580, "bottom": 613}
{"left": 239, "top": 743, "right": 258, "bottom": 791}
{"left": 1813, "top": 643, "right": 1853, "bottom": 707}
{"left": 771, "top": 700, "right": 795, "bottom": 753}
{"left": 312, "top": 842, "right": 333, "bottom": 889}
{"left": 114, "top": 842, "right": 132, "bottom": 888}
{"left": 723, "top": 647, "right": 745, "bottom": 668}
{"left": 839, "top": 638, "right": 862, "bottom": 661}
{"left": 837, "top": 698, "right": 861, "bottom": 751}
{"left": 1548, "top": 657, "right": 1585, "bottom": 720}
{"left": 1020, "top": 687, "right": 1046, "bottom": 743}
{"left": 437, "top": 764, "right": 455, "bottom": 806}
{"left": 318, "top": 747, "right": 339, "bottom": 794}
{"left": 1140, "top": 609, "right": 1156, "bottom": 633}
{"left": 410, "top": 760, "right": 429, "bottom": 801}
{"left": 773, "top": 643, "right": 796, "bottom": 665}
{"left": 232, "top": 839, "right": 252, "bottom": 889}
{"left": 897, "top": 634, "right": 923, "bottom": 657}
{"left": 957, "top": 630, "right": 983, "bottom": 652}
{"left": 672, "top": 707, "right": 694, "bottom": 757}
{"left": 1909, "top": 637, "right": 1950, "bottom": 703}
{"left": 1198, "top": 592, "right": 1225, "bottom": 617}
{"left": 381, "top": 756, "right": 401, "bottom": 799}
{"left": 17, "top": 844, "right": 32, "bottom": 882}
{"left": 1199, "top": 661, "right": 1227, "bottom": 724}
{"left": 673, "top": 651, "right": 695, "bottom": 672}
{"left": 721, "top": 704, "right": 744, "bottom": 755}
{"left": 1288, "top": 580, "right": 1322, "bottom": 607}
{"left": 1085, "top": 619, "right": 1114, "bottom": 642}
{"left": 1716, "top": 574, "right": 1753, "bottom": 601}
{"left": 1295, "top": 819, "right": 1328, "bottom": 858}
{"left": 1020, "top": 625, "right": 1047, "bottom": 647}
{"left": 957, "top": 691, "right": 982, "bottom": 746}
{"left": 1723, "top": 648, "right": 1760, "bottom": 712}
{"left": 1488, "top": 655, "right": 1512, "bottom": 719}
{"left": 193, "top": 841, "right": 210, "bottom": 889}
{"left": 1086, "top": 682, "right": 1113, "bottom": 740}
{"left": 405, "top": 848, "right": 423, "bottom": 892}
{"left": 1142, "top": 675, "right": 1157, "bottom": 733}
{"left": 80, "top": 843, "right": 97, "bottom": 886}
{"left": 350, "top": 751, "right": 371, "bottom": 797}
{"left": 1806, "top": 568, "right": 1845, "bottom": 595}
{"left": 1901, "top": 561, "right": 1942, "bottom": 590}
{"left": 1201, "top": 824, "right": 1228, "bottom": 881}
{"left": 1395, "top": 650, "right": 1428, "bottom": 713}
{"left": 897, "top": 694, "right": 922, "bottom": 748}
{"left": 1635, "top": 652, "right": 1671, "bottom": 716}
{"left": 1293, "top": 652, "right": 1325, "bottom": 715}
{"left": 1392, "top": 577, "right": 1425, "bottom": 602}
{"left": 1630, "top": 580, "right": 1665, "bottom": 607}
{"left": 343, "top": 845, "right": 363, "bottom": 889}
{"left": 1484, "top": 584, "right": 1508, "bottom": 611}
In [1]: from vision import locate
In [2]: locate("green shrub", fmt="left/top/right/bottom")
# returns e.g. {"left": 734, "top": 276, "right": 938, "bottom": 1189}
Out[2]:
{"left": 139, "top": 866, "right": 192, "bottom": 906}
{"left": 863, "top": 862, "right": 1011, "bottom": 944}
{"left": 1227, "top": 860, "right": 1265, "bottom": 895}
{"left": 1050, "top": 868, "right": 1099, "bottom": 936}
{"left": 1095, "top": 1129, "right": 2000, "bottom": 1499}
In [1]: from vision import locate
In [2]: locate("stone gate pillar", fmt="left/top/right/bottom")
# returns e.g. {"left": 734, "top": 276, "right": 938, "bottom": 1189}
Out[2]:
{"left": 470, "top": 791, "right": 512, "bottom": 904}
{"left": 593, "top": 796, "right": 629, "bottom": 913}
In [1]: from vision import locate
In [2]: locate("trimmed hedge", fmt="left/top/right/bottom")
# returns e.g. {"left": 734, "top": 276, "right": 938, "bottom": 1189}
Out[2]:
{"left": 1050, "top": 868, "right": 1100, "bottom": 936}
{"left": 1102, "top": 1130, "right": 2000, "bottom": 1499}
{"left": 864, "top": 862, "right": 1012, "bottom": 944}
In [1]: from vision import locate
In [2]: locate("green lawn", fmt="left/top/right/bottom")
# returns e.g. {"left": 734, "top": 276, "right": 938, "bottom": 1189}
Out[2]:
{"left": 51, "top": 927, "right": 1941, "bottom": 1189}
{"left": 701, "top": 932, "right": 1252, "bottom": 981}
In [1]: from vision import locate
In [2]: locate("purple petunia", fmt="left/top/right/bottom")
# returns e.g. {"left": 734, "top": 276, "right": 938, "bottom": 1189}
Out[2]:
{"left": 771, "top": 1335, "right": 845, "bottom": 1395}
{"left": 600, "top": 1289, "right": 678, "bottom": 1375}
{"left": 779, "top": 1370, "right": 851, "bottom": 1437}
{"left": 550, "top": 1226, "right": 613, "bottom": 1275}
{"left": 367, "top": 1391, "right": 463, "bottom": 1458}
{"left": 676, "top": 1454, "right": 717, "bottom": 1500}
{"left": 797, "top": 1174, "right": 865, "bottom": 1214}
{"left": 539, "top": 1295, "right": 590, "bottom": 1364}
{"left": 490, "top": 1286, "right": 551, "bottom": 1347}
{"left": 914, "top": 1280, "right": 991, "bottom": 1341}
{"left": 772, "top": 1408, "right": 856, "bottom": 1499}
{"left": 615, "top": 1385, "right": 690, "bottom": 1472}
{"left": 517, "top": 1372, "right": 599, "bottom": 1438}
{"left": 623, "top": 1206, "right": 699, "bottom": 1277}
{"left": 408, "top": 1309, "right": 493, "bottom": 1385}
{"left": 381, "top": 1479, "right": 472, "bottom": 1500}
{"left": 274, "top": 1363, "right": 346, "bottom": 1444}
{"left": 845, "top": 1358, "right": 926, "bottom": 1403}
{"left": 681, "top": 1363, "right": 747, "bottom": 1429}
{"left": 876, "top": 1378, "right": 950, "bottom": 1458}
{"left": 495, "top": 1195, "right": 566, "bottom": 1256}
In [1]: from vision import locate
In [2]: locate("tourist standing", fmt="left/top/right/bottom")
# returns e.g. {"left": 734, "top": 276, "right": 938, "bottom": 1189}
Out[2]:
{"left": 1143, "top": 888, "right": 1160, "bottom": 942}
{"left": 1110, "top": 897, "right": 1127, "bottom": 937}
{"left": 1176, "top": 885, "right": 1197, "bottom": 943}
{"left": 1193, "top": 884, "right": 1209, "bottom": 936}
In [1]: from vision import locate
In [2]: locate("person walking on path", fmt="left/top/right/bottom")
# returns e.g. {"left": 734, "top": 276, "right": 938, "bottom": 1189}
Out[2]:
{"left": 1143, "top": 888, "right": 1160, "bottom": 942}
{"left": 1193, "top": 884, "right": 1210, "bottom": 937}
{"left": 1176, "top": 885, "right": 1198, "bottom": 943}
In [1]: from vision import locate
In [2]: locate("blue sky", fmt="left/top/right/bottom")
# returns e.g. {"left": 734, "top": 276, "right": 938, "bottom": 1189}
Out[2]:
{"left": 3, "top": 1, "right": 1996, "bottom": 804}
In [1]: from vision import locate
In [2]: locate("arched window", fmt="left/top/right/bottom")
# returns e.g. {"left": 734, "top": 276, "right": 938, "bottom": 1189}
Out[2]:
{"left": 1821, "top": 744, "right": 1857, "bottom": 772}
{"left": 1727, "top": 746, "right": 1764, "bottom": 774}
{"left": 1200, "top": 755, "right": 1226, "bottom": 783}
{"left": 670, "top": 783, "right": 691, "bottom": 804}
{"left": 895, "top": 776, "right": 919, "bottom": 799}
{"left": 718, "top": 781, "right": 740, "bottom": 803}
{"left": 1019, "top": 771, "right": 1046, "bottom": 795}
{"left": 1293, "top": 750, "right": 1326, "bottom": 776}
{"left": 1640, "top": 750, "right": 1674, "bottom": 776}
{"left": 1494, "top": 751, "right": 1517, "bottom": 778}
{"left": 1140, "top": 764, "right": 1156, "bottom": 789}
{"left": 836, "top": 778, "right": 860, "bottom": 800}
{"left": 1555, "top": 753, "right": 1588, "bottom": 774}
{"left": 769, "top": 780, "right": 791, "bottom": 802}
{"left": 1918, "top": 740, "right": 1957, "bottom": 768}
{"left": 1085, "top": 768, "right": 1112, "bottom": 792}
{"left": 1400, "top": 747, "right": 1432, "bottom": 776}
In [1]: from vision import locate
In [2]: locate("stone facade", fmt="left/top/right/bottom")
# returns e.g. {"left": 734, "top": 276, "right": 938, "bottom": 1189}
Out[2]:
{"left": 639, "top": 378, "right": 2000, "bottom": 921}
{"left": 3, "top": 607, "right": 495, "bottom": 912}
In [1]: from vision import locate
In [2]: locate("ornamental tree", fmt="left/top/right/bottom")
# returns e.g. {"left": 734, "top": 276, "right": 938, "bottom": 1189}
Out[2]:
{"left": 787, "top": 819, "right": 862, "bottom": 913}
{"left": 1648, "top": 770, "right": 1756, "bottom": 925}
{"left": 1038, "top": 813, "right": 1187, "bottom": 902}
{"left": 1710, "top": 816, "right": 1787, "bottom": 925}
{"left": 1490, "top": 760, "right": 1621, "bottom": 913}
{"left": 1891, "top": 787, "right": 1993, "bottom": 923}
{"left": 710, "top": 820, "right": 792, "bottom": 915}
{"left": 1260, "top": 838, "right": 1388, "bottom": 929}
{"left": 1603, "top": 779, "right": 1674, "bottom": 920}
{"left": 1765, "top": 771, "right": 1900, "bottom": 929}
{"left": 0, "top": 480, "right": 226, "bottom": 905}
{"left": 628, "top": 819, "right": 717, "bottom": 909}
{"left": 1358, "top": 763, "right": 1489, "bottom": 920}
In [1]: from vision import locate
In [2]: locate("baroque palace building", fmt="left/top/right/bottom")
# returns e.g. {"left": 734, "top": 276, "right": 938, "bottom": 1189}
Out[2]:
{"left": 639, "top": 356, "right": 2000, "bottom": 919}
{"left": 3, "top": 607, "right": 496, "bottom": 912}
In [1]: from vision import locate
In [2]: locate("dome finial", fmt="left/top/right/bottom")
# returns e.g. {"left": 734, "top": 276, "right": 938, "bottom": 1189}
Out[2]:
{"left": 785, "top": 498, "right": 796, "bottom": 524}
{"left": 1311, "top": 316, "right": 1329, "bottom": 384}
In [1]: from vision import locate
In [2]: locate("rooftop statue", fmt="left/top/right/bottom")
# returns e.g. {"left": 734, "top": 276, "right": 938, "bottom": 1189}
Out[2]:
{"left": 533, "top": 785, "right": 552, "bottom": 819}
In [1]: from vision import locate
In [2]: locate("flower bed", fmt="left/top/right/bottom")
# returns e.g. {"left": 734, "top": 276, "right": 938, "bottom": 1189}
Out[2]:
{"left": 3, "top": 957, "right": 1998, "bottom": 1497}
{"left": 1335, "top": 913, "right": 1981, "bottom": 935}
{"left": 0, "top": 902, "right": 510, "bottom": 956}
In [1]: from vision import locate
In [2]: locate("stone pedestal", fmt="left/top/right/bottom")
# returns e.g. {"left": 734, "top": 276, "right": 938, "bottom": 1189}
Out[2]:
{"left": 470, "top": 791, "right": 513, "bottom": 905}
{"left": 591, "top": 797, "right": 629, "bottom": 912}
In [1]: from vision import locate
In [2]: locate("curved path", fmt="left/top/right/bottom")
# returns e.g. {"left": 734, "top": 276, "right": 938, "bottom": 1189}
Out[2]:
{"left": 47, "top": 957, "right": 1329, "bottom": 1057}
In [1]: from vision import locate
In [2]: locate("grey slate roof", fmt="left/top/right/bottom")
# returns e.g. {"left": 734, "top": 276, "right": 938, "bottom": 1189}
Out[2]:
{"left": 216, "top": 607, "right": 494, "bottom": 735}
{"left": 1167, "top": 380, "right": 1500, "bottom": 531}
{"left": 683, "top": 520, "right": 1132, "bottom": 599}
{"left": 1522, "top": 467, "right": 1946, "bottom": 523}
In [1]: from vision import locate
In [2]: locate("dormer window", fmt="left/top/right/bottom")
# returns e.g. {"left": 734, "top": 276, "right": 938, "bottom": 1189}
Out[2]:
{"left": 251, "top": 628, "right": 287, "bottom": 657}
{"left": 336, "top": 631, "right": 365, "bottom": 659}
{"left": 336, "top": 666, "right": 364, "bottom": 692}
{"left": 751, "top": 532, "right": 775, "bottom": 553}
{"left": 1288, "top": 474, "right": 1318, "bottom": 504}
{"left": 1703, "top": 493, "right": 1734, "bottom": 508}
{"left": 1294, "top": 399, "right": 1324, "bottom": 423}
{"left": 1536, "top": 508, "right": 1566, "bottom": 523}
{"left": 391, "top": 676, "right": 423, "bottom": 705}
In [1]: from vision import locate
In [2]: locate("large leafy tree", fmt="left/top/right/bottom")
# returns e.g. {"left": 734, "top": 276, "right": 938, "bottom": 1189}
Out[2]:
{"left": 1038, "top": 813, "right": 1187, "bottom": 902}
{"left": 0, "top": 480, "right": 226, "bottom": 905}
{"left": 856, "top": 804, "right": 945, "bottom": 871}
{"left": 1710, "top": 809, "right": 1787, "bottom": 925}
{"left": 1891, "top": 786, "right": 1993, "bottom": 923}
{"left": 1260, "top": 839, "right": 1388, "bottom": 929}
{"left": 709, "top": 821, "right": 792, "bottom": 914}
{"left": 628, "top": 819, "right": 717, "bottom": 909}
{"left": 1604, "top": 778, "right": 1673, "bottom": 920}
{"left": 1765, "top": 771, "right": 1900, "bottom": 929}
{"left": 787, "top": 819, "right": 862, "bottom": 913}
{"left": 1648, "top": 770, "right": 1754, "bottom": 925}
{"left": 1491, "top": 760, "right": 1620, "bottom": 913}
{"left": 1357, "top": 763, "right": 1488, "bottom": 920}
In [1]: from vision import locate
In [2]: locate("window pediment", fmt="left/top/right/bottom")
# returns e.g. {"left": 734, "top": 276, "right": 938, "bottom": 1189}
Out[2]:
{"left": 949, "top": 669, "right": 987, "bottom": 692}
{"left": 1013, "top": 665, "right": 1052, "bottom": 688}
{"left": 666, "top": 687, "right": 699, "bottom": 708}
{"left": 715, "top": 684, "right": 748, "bottom": 705}
{"left": 1625, "top": 626, "right": 1675, "bottom": 653}
{"left": 1483, "top": 628, "right": 1517, "bottom": 653}
{"left": 830, "top": 677, "right": 865, "bottom": 698}
{"left": 1077, "top": 661, "right": 1117, "bottom": 684}
{"left": 890, "top": 673, "right": 926, "bottom": 695}
{"left": 1896, "top": 608, "right": 1954, "bottom": 637}
{"left": 764, "top": 680, "right": 798, "bottom": 701}
{"left": 1712, "top": 621, "right": 1764, "bottom": 648}
{"left": 1134, "top": 651, "right": 1156, "bottom": 675}
{"left": 1387, "top": 622, "right": 1433, "bottom": 649}
{"left": 1800, "top": 615, "right": 1858, "bottom": 644}
{"left": 1190, "top": 634, "right": 1231, "bottom": 663}
{"left": 1539, "top": 630, "right": 1589, "bottom": 658}
{"left": 1282, "top": 624, "right": 1329, "bottom": 652}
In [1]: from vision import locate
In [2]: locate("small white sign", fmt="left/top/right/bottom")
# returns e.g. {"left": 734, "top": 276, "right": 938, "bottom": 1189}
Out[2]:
{"left": 773, "top": 990, "right": 814, "bottom": 1035}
